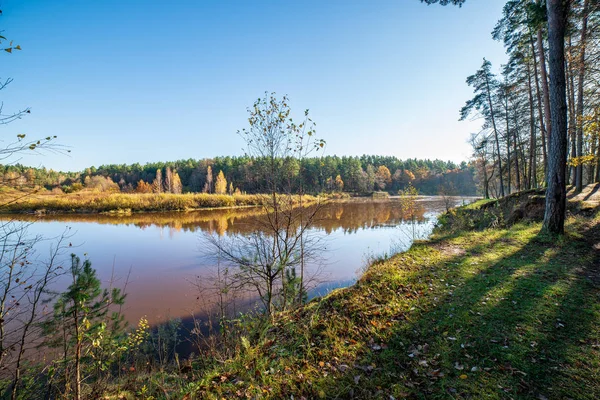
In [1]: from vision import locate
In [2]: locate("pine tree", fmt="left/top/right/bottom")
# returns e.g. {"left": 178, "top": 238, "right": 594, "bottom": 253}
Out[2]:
{"left": 460, "top": 58, "right": 505, "bottom": 197}
{"left": 44, "top": 255, "right": 125, "bottom": 400}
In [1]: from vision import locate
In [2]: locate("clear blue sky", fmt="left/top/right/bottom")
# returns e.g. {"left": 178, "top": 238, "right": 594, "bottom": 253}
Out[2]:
{"left": 2, "top": 0, "right": 507, "bottom": 172}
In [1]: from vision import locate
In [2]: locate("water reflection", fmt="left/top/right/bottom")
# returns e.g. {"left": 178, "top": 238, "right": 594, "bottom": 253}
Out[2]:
{"left": 0, "top": 197, "right": 471, "bottom": 326}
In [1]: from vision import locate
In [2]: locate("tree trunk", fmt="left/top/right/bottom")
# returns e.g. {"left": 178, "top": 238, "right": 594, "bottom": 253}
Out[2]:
{"left": 575, "top": 0, "right": 589, "bottom": 192}
{"left": 537, "top": 24, "right": 552, "bottom": 178}
{"left": 531, "top": 34, "right": 548, "bottom": 182}
{"left": 526, "top": 59, "right": 537, "bottom": 189}
{"left": 543, "top": 0, "right": 570, "bottom": 234}
{"left": 504, "top": 92, "right": 512, "bottom": 194}
{"left": 482, "top": 157, "right": 490, "bottom": 199}
{"left": 74, "top": 310, "right": 82, "bottom": 400}
{"left": 567, "top": 36, "right": 577, "bottom": 185}
{"left": 590, "top": 134, "right": 598, "bottom": 183}
{"left": 512, "top": 118, "right": 521, "bottom": 191}
{"left": 485, "top": 75, "right": 505, "bottom": 197}
{"left": 596, "top": 110, "right": 600, "bottom": 182}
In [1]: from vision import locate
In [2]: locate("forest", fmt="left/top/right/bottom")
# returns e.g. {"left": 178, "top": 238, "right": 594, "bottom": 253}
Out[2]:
{"left": 0, "top": 155, "right": 478, "bottom": 196}
{"left": 464, "top": 0, "right": 600, "bottom": 200}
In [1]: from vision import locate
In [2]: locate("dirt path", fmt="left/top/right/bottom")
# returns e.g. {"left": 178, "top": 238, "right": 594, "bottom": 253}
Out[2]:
{"left": 568, "top": 183, "right": 600, "bottom": 206}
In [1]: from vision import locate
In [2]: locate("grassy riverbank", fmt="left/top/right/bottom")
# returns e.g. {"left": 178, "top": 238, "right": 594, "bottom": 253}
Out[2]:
{"left": 0, "top": 190, "right": 330, "bottom": 214}
{"left": 188, "top": 215, "right": 599, "bottom": 399}
{"left": 6, "top": 190, "right": 598, "bottom": 399}
{"left": 94, "top": 189, "right": 600, "bottom": 399}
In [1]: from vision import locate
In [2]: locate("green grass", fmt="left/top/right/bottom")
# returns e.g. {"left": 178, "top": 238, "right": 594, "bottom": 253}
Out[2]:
{"left": 172, "top": 213, "right": 600, "bottom": 399}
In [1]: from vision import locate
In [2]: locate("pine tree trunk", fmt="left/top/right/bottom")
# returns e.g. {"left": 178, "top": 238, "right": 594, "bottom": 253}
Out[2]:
{"left": 505, "top": 93, "right": 512, "bottom": 194}
{"left": 483, "top": 159, "right": 490, "bottom": 199}
{"left": 575, "top": 0, "right": 589, "bottom": 191}
{"left": 567, "top": 36, "right": 577, "bottom": 185}
{"left": 590, "top": 134, "right": 598, "bottom": 183}
{"left": 513, "top": 123, "right": 521, "bottom": 191}
{"left": 485, "top": 75, "right": 505, "bottom": 197}
{"left": 537, "top": 27, "right": 552, "bottom": 178}
{"left": 527, "top": 60, "right": 537, "bottom": 189}
{"left": 596, "top": 110, "right": 600, "bottom": 182}
{"left": 543, "top": 0, "right": 570, "bottom": 234}
{"left": 531, "top": 34, "right": 548, "bottom": 182}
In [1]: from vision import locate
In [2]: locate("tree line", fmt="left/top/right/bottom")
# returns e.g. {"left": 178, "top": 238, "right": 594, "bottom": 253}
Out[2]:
{"left": 0, "top": 155, "right": 478, "bottom": 195}
{"left": 461, "top": 0, "right": 600, "bottom": 201}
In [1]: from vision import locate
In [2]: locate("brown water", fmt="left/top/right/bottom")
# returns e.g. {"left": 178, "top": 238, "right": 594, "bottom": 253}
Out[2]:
{"left": 1, "top": 197, "right": 472, "bottom": 327}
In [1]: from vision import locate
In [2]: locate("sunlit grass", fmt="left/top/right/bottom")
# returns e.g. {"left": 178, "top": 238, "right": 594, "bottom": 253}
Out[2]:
{"left": 162, "top": 211, "right": 600, "bottom": 399}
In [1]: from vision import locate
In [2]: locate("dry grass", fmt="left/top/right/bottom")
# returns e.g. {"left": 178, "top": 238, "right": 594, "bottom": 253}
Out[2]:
{"left": 0, "top": 190, "right": 320, "bottom": 214}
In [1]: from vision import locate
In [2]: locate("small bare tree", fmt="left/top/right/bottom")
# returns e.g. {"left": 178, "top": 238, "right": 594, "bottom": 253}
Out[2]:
{"left": 203, "top": 93, "right": 325, "bottom": 317}
{"left": 0, "top": 225, "right": 72, "bottom": 399}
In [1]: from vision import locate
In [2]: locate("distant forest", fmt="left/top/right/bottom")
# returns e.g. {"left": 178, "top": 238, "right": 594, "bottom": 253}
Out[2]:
{"left": 0, "top": 155, "right": 478, "bottom": 196}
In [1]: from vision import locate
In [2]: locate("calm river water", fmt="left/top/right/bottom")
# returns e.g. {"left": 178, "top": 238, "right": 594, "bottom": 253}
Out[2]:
{"left": 1, "top": 197, "right": 471, "bottom": 327}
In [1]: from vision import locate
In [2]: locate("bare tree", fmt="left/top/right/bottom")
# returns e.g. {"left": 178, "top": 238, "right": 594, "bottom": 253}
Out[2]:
{"left": 203, "top": 93, "right": 325, "bottom": 317}
{"left": 0, "top": 225, "right": 72, "bottom": 398}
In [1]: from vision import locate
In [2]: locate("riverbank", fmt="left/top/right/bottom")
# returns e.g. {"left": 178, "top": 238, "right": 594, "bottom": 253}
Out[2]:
{"left": 99, "top": 189, "right": 599, "bottom": 399}
{"left": 0, "top": 191, "right": 334, "bottom": 214}
{"left": 7, "top": 189, "right": 600, "bottom": 399}
{"left": 177, "top": 195, "right": 599, "bottom": 399}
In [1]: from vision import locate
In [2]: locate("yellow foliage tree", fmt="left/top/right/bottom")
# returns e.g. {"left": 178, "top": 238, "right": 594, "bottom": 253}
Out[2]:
{"left": 375, "top": 165, "right": 392, "bottom": 190}
{"left": 172, "top": 171, "right": 183, "bottom": 194}
{"left": 215, "top": 170, "right": 227, "bottom": 195}
{"left": 135, "top": 180, "right": 152, "bottom": 193}
{"left": 334, "top": 174, "right": 344, "bottom": 192}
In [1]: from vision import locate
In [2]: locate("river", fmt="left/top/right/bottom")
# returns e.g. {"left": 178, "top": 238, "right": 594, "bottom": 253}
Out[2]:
{"left": 0, "top": 196, "right": 472, "bottom": 328}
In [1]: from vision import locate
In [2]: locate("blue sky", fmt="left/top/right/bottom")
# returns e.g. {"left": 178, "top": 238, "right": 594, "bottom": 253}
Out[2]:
{"left": 2, "top": 0, "right": 507, "bottom": 172}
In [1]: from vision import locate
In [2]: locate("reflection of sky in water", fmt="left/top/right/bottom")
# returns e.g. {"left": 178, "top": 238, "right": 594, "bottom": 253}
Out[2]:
{"left": 6, "top": 197, "right": 474, "bottom": 325}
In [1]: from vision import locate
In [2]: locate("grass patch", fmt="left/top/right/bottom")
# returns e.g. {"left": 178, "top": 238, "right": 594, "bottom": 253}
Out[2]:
{"left": 162, "top": 212, "right": 600, "bottom": 399}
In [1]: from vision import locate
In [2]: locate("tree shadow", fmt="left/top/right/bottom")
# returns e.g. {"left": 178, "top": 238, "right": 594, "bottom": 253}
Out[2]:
{"left": 309, "top": 217, "right": 600, "bottom": 399}
{"left": 187, "top": 216, "right": 599, "bottom": 400}
{"left": 583, "top": 183, "right": 600, "bottom": 201}
{"left": 375, "top": 220, "right": 600, "bottom": 399}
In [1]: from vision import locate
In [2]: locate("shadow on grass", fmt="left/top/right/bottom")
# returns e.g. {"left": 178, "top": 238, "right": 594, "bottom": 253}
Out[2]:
{"left": 190, "top": 215, "right": 599, "bottom": 400}
{"left": 308, "top": 219, "right": 600, "bottom": 399}
{"left": 376, "top": 221, "right": 600, "bottom": 399}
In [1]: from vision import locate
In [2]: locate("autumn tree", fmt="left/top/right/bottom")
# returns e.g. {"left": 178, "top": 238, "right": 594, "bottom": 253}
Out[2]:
{"left": 204, "top": 165, "right": 213, "bottom": 193}
{"left": 375, "top": 165, "right": 392, "bottom": 190}
{"left": 214, "top": 170, "right": 227, "bottom": 195}
{"left": 135, "top": 179, "right": 152, "bottom": 193}
{"left": 164, "top": 166, "right": 174, "bottom": 193}
{"left": 152, "top": 169, "right": 163, "bottom": 193}
{"left": 334, "top": 174, "right": 344, "bottom": 192}
{"left": 171, "top": 170, "right": 183, "bottom": 194}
